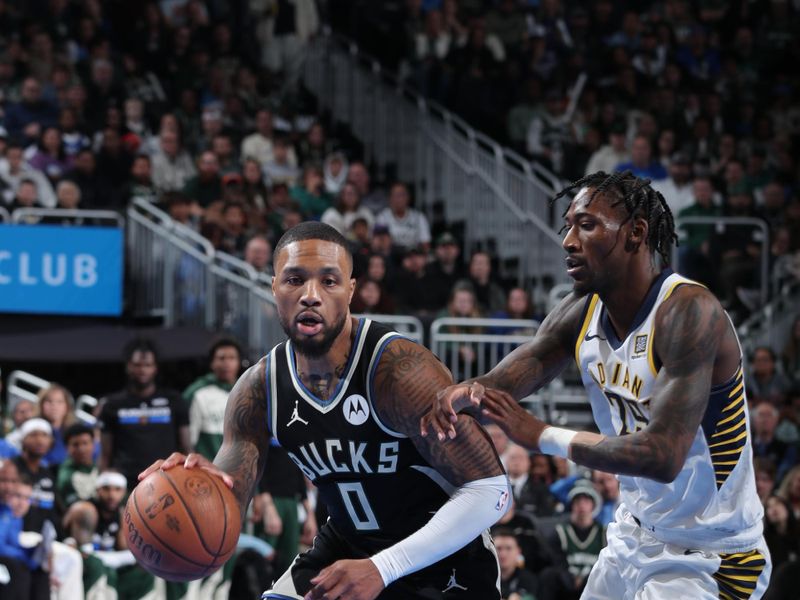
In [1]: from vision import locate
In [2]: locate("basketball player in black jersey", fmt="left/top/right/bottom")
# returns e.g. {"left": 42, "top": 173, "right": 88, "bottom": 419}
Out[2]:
{"left": 140, "top": 222, "right": 510, "bottom": 600}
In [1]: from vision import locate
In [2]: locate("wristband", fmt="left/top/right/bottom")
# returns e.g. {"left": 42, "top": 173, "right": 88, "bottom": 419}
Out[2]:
{"left": 538, "top": 426, "right": 577, "bottom": 458}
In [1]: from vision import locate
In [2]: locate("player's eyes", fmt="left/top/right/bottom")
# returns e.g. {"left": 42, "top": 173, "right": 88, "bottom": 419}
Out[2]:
{"left": 323, "top": 278, "right": 338, "bottom": 286}
{"left": 286, "top": 277, "right": 302, "bottom": 285}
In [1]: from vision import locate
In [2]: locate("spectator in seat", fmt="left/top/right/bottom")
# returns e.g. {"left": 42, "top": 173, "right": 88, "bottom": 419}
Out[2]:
{"left": 242, "top": 109, "right": 276, "bottom": 167}
{"left": 183, "top": 150, "right": 223, "bottom": 209}
{"left": 244, "top": 235, "right": 274, "bottom": 276}
{"left": 781, "top": 317, "right": 800, "bottom": 383}
{"left": 585, "top": 121, "right": 629, "bottom": 176}
{"left": 220, "top": 201, "right": 250, "bottom": 257}
{"left": 749, "top": 347, "right": 792, "bottom": 408}
{"left": 754, "top": 458, "right": 777, "bottom": 504}
{"left": 427, "top": 232, "right": 465, "bottom": 308}
{"left": 506, "top": 444, "right": 555, "bottom": 517}
{"left": 124, "top": 154, "right": 157, "bottom": 204}
{"left": 763, "top": 495, "right": 800, "bottom": 572}
{"left": 12, "top": 419, "right": 59, "bottom": 535}
{"left": 9, "top": 178, "right": 42, "bottom": 213}
{"left": 459, "top": 251, "right": 506, "bottom": 314}
{"left": 492, "top": 498, "right": 553, "bottom": 576}
{"left": 290, "top": 164, "right": 332, "bottom": 219}
{"left": 376, "top": 181, "right": 431, "bottom": 253}
{"left": 541, "top": 481, "right": 606, "bottom": 600}
{"left": 752, "top": 402, "right": 796, "bottom": 483}
{"left": 37, "top": 384, "right": 77, "bottom": 468}
{"left": 4, "top": 76, "right": 58, "bottom": 140}
{"left": 27, "top": 126, "right": 71, "bottom": 184}
{"left": 262, "top": 135, "right": 301, "bottom": 187}
{"left": 777, "top": 466, "right": 800, "bottom": 521}
{"left": 56, "top": 424, "right": 98, "bottom": 510}
{"left": 321, "top": 181, "right": 374, "bottom": 236}
{"left": 494, "top": 529, "right": 539, "bottom": 600}
{"left": 347, "top": 161, "right": 386, "bottom": 215}
{"left": 151, "top": 129, "right": 196, "bottom": 193}
{"left": 615, "top": 135, "right": 668, "bottom": 181}
{"left": 297, "top": 121, "right": 332, "bottom": 166}
{"left": 350, "top": 277, "right": 394, "bottom": 315}
{"left": 0, "top": 142, "right": 56, "bottom": 208}
{"left": 652, "top": 152, "right": 695, "bottom": 214}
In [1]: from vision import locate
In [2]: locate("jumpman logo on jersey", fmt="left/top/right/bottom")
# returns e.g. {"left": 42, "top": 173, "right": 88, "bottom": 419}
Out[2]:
{"left": 442, "top": 569, "right": 468, "bottom": 592}
{"left": 286, "top": 400, "right": 309, "bottom": 427}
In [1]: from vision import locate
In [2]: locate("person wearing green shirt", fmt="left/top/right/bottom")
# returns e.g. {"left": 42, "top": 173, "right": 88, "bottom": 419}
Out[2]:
{"left": 56, "top": 423, "right": 98, "bottom": 511}
{"left": 184, "top": 338, "right": 242, "bottom": 461}
{"left": 289, "top": 164, "right": 333, "bottom": 218}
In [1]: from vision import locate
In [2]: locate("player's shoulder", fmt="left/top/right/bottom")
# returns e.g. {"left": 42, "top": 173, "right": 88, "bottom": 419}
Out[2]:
{"left": 539, "top": 290, "right": 594, "bottom": 347}
{"left": 655, "top": 280, "right": 724, "bottom": 330}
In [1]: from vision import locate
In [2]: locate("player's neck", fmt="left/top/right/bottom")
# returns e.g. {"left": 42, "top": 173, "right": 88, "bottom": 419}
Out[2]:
{"left": 294, "top": 317, "right": 356, "bottom": 400}
{"left": 600, "top": 263, "right": 662, "bottom": 340}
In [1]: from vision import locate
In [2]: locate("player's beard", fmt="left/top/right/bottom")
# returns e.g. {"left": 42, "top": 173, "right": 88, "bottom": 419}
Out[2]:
{"left": 280, "top": 310, "right": 348, "bottom": 358}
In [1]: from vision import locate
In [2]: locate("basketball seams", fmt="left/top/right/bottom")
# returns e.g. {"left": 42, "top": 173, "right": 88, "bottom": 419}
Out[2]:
{"left": 204, "top": 467, "right": 241, "bottom": 557}
{"left": 130, "top": 487, "right": 213, "bottom": 570}
{"left": 157, "top": 469, "right": 222, "bottom": 558}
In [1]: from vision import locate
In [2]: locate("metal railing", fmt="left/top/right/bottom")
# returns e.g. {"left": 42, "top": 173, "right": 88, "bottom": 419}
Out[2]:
{"left": 674, "top": 216, "right": 770, "bottom": 307}
{"left": 303, "top": 32, "right": 568, "bottom": 285}
{"left": 353, "top": 314, "right": 425, "bottom": 344}
{"left": 430, "top": 317, "right": 540, "bottom": 382}
{"left": 5, "top": 370, "right": 97, "bottom": 426}
{"left": 127, "top": 199, "right": 286, "bottom": 358}
{"left": 738, "top": 280, "right": 800, "bottom": 359}
{"left": 11, "top": 208, "right": 124, "bottom": 227}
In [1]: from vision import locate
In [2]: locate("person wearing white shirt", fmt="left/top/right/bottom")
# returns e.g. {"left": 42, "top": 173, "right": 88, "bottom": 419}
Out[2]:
{"left": 0, "top": 143, "right": 57, "bottom": 207}
{"left": 585, "top": 123, "right": 630, "bottom": 176}
{"left": 651, "top": 152, "right": 695, "bottom": 214}
{"left": 375, "top": 182, "right": 431, "bottom": 252}
{"left": 321, "top": 181, "right": 374, "bottom": 236}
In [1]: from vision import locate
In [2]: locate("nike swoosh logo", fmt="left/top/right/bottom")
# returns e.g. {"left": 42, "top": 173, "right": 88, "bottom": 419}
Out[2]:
{"left": 584, "top": 332, "right": 607, "bottom": 342}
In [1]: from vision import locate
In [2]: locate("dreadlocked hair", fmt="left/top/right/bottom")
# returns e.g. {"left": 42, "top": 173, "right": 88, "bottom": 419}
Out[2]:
{"left": 551, "top": 170, "right": 678, "bottom": 265}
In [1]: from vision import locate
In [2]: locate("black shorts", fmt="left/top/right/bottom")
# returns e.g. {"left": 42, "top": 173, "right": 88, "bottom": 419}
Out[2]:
{"left": 262, "top": 520, "right": 500, "bottom": 600}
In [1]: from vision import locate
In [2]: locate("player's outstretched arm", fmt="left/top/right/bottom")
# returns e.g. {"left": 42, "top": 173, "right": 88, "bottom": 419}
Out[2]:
{"left": 422, "top": 292, "right": 585, "bottom": 440}
{"left": 306, "top": 339, "right": 509, "bottom": 600}
{"left": 538, "top": 286, "right": 726, "bottom": 483}
{"left": 138, "top": 360, "right": 269, "bottom": 520}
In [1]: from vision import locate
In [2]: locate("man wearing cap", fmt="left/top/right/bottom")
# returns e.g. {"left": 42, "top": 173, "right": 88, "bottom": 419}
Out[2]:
{"left": 428, "top": 232, "right": 466, "bottom": 308}
{"left": 542, "top": 480, "right": 605, "bottom": 600}
{"left": 652, "top": 152, "right": 695, "bottom": 214}
{"left": 12, "top": 418, "right": 60, "bottom": 535}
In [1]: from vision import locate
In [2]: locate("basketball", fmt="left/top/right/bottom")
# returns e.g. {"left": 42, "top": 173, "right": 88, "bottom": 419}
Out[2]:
{"left": 123, "top": 466, "right": 241, "bottom": 582}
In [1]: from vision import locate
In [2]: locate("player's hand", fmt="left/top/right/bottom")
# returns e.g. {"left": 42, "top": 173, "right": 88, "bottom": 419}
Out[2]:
{"left": 304, "top": 558, "right": 384, "bottom": 600}
{"left": 137, "top": 452, "right": 234, "bottom": 489}
{"left": 481, "top": 388, "right": 546, "bottom": 450}
{"left": 420, "top": 381, "right": 487, "bottom": 441}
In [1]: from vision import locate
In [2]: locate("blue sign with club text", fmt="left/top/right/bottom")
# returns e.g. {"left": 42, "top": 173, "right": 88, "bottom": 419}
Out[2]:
{"left": 0, "top": 224, "right": 123, "bottom": 316}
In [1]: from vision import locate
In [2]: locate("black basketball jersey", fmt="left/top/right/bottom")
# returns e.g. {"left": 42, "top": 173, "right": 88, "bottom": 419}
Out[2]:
{"left": 265, "top": 318, "right": 451, "bottom": 545}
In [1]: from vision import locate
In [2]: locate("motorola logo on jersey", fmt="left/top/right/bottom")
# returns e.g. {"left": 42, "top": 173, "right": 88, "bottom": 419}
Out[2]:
{"left": 343, "top": 394, "right": 370, "bottom": 426}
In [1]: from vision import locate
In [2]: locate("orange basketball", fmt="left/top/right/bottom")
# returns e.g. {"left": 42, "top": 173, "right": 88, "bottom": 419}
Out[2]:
{"left": 123, "top": 466, "right": 241, "bottom": 582}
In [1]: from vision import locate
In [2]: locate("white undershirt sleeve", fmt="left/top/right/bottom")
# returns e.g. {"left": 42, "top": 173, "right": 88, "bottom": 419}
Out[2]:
{"left": 370, "top": 474, "right": 510, "bottom": 586}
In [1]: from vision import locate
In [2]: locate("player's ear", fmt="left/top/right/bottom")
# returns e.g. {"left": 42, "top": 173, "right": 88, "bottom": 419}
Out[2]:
{"left": 626, "top": 217, "right": 648, "bottom": 252}
{"left": 348, "top": 278, "right": 356, "bottom": 303}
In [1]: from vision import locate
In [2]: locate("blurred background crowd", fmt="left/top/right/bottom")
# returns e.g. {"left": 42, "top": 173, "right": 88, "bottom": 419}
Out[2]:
{"left": 0, "top": 0, "right": 799, "bottom": 599}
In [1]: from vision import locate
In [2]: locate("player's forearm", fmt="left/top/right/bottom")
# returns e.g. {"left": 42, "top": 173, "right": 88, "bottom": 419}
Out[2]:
{"left": 370, "top": 474, "right": 510, "bottom": 586}
{"left": 214, "top": 440, "right": 264, "bottom": 520}
{"left": 569, "top": 429, "right": 682, "bottom": 483}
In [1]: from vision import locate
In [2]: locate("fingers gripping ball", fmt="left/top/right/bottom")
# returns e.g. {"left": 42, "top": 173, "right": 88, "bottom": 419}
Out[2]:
{"left": 124, "top": 466, "right": 241, "bottom": 581}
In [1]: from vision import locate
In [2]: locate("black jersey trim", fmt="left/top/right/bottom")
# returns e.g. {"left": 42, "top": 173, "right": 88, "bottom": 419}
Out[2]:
{"left": 286, "top": 318, "right": 369, "bottom": 413}
{"left": 366, "top": 329, "right": 409, "bottom": 439}
{"left": 265, "top": 352, "right": 272, "bottom": 438}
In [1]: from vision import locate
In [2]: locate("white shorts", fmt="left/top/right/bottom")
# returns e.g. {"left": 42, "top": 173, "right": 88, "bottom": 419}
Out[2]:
{"left": 582, "top": 508, "right": 771, "bottom": 600}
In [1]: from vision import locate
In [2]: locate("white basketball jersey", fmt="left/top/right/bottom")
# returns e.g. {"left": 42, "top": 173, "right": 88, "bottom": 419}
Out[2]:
{"left": 575, "top": 269, "right": 763, "bottom": 553}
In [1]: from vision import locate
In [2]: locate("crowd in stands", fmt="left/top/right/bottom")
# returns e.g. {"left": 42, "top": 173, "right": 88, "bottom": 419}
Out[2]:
{"left": 1, "top": 0, "right": 800, "bottom": 598}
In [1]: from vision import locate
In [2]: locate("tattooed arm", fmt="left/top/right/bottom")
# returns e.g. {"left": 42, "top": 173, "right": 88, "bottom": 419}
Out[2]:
{"left": 138, "top": 359, "right": 269, "bottom": 520}
{"left": 422, "top": 292, "right": 586, "bottom": 440}
{"left": 212, "top": 359, "right": 271, "bottom": 517}
{"left": 373, "top": 337, "right": 505, "bottom": 484}
{"left": 566, "top": 286, "right": 725, "bottom": 482}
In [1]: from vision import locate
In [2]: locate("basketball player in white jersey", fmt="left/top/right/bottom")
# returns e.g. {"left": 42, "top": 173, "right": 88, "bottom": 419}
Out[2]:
{"left": 424, "top": 171, "right": 771, "bottom": 599}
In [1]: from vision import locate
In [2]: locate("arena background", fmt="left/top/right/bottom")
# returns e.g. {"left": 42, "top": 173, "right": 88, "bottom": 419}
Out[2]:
{"left": 1, "top": 0, "right": 799, "bottom": 599}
